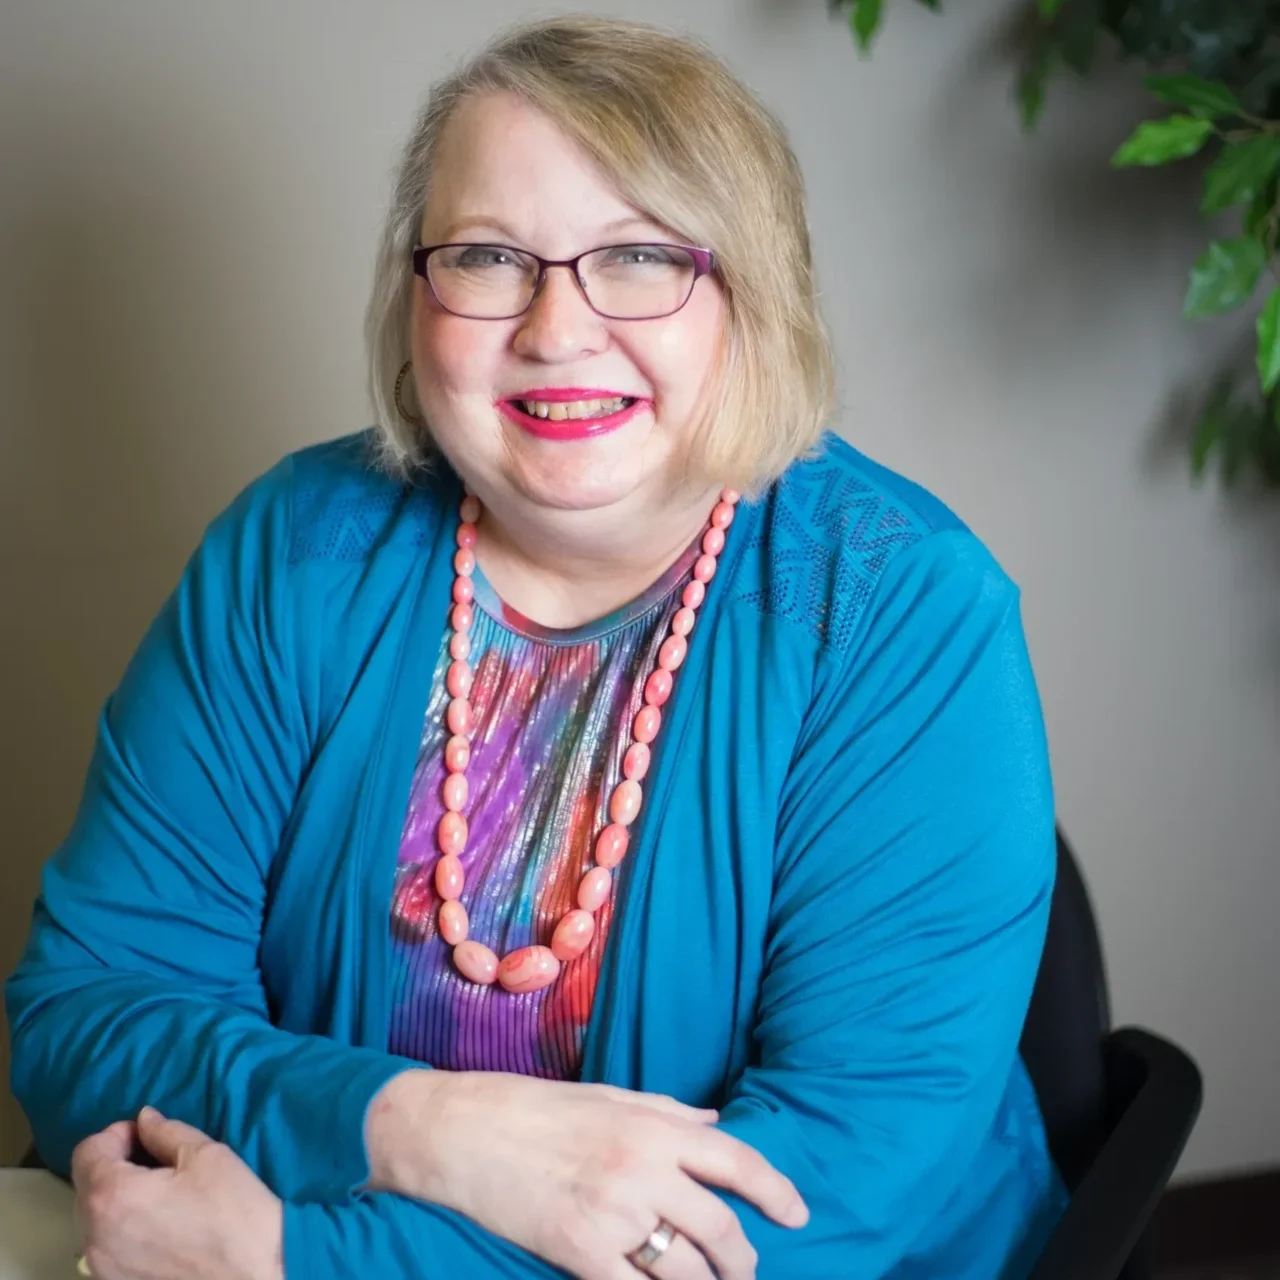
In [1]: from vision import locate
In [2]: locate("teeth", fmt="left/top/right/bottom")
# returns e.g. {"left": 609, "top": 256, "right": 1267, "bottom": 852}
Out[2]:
{"left": 518, "top": 396, "right": 629, "bottom": 420}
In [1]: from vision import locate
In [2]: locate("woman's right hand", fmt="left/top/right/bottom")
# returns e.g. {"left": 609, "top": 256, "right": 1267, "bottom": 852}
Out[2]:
{"left": 364, "top": 1069, "right": 807, "bottom": 1280}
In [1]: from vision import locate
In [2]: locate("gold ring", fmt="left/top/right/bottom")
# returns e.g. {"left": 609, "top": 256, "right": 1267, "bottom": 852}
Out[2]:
{"left": 76, "top": 1255, "right": 92, "bottom": 1277}
{"left": 628, "top": 1219, "right": 678, "bottom": 1272}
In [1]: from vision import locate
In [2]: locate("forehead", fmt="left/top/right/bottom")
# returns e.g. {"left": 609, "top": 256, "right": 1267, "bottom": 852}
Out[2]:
{"left": 421, "top": 92, "right": 661, "bottom": 248}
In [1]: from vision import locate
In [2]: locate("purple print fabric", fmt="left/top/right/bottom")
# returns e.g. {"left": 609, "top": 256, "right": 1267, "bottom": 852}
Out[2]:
{"left": 387, "top": 542, "right": 696, "bottom": 1079}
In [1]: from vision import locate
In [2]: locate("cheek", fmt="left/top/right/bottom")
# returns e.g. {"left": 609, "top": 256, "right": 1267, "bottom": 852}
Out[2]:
{"left": 414, "top": 304, "right": 505, "bottom": 396}
{"left": 639, "top": 307, "right": 724, "bottom": 404}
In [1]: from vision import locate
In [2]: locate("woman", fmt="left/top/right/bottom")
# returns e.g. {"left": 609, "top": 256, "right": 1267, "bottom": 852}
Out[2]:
{"left": 6, "top": 15, "right": 1067, "bottom": 1280}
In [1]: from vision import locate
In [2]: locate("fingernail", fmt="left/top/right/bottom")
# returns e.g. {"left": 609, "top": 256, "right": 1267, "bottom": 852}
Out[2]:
{"left": 786, "top": 1199, "right": 809, "bottom": 1227}
{"left": 139, "top": 1106, "right": 158, "bottom": 1122}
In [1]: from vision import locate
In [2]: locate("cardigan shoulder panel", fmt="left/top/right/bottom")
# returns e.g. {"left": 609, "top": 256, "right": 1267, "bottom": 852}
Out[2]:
{"left": 729, "top": 432, "right": 972, "bottom": 654}
{"left": 287, "top": 430, "right": 442, "bottom": 565}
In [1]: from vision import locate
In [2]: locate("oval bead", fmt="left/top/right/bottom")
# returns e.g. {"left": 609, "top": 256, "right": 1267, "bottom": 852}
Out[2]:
{"left": 622, "top": 742, "right": 651, "bottom": 782}
{"left": 693, "top": 554, "right": 717, "bottom": 584}
{"left": 460, "top": 495, "right": 482, "bottom": 524}
{"left": 578, "top": 867, "right": 613, "bottom": 912}
{"left": 454, "top": 547, "right": 476, "bottom": 576}
{"left": 438, "top": 899, "right": 469, "bottom": 945}
{"left": 551, "top": 909, "right": 596, "bottom": 963}
{"left": 633, "top": 705, "right": 661, "bottom": 744}
{"left": 453, "top": 939, "right": 499, "bottom": 985}
{"left": 449, "top": 632, "right": 472, "bottom": 661}
{"left": 444, "top": 734, "right": 471, "bottom": 772}
{"left": 442, "top": 771, "right": 468, "bottom": 812}
{"left": 644, "top": 669, "right": 673, "bottom": 706}
{"left": 720, "top": 487, "right": 741, "bottom": 505}
{"left": 594, "top": 823, "right": 630, "bottom": 868}
{"left": 452, "top": 576, "right": 475, "bottom": 605}
{"left": 682, "top": 580, "right": 705, "bottom": 610}
{"left": 670, "top": 608, "right": 695, "bottom": 639}
{"left": 447, "top": 661, "right": 474, "bottom": 698}
{"left": 497, "top": 945, "right": 561, "bottom": 994}
{"left": 711, "top": 500, "right": 736, "bottom": 527}
{"left": 456, "top": 521, "right": 478, "bottom": 548}
{"left": 658, "top": 635, "right": 688, "bottom": 672}
{"left": 437, "top": 811, "right": 468, "bottom": 857}
{"left": 434, "top": 854, "right": 465, "bottom": 900}
{"left": 702, "top": 527, "right": 725, "bottom": 556}
{"left": 610, "top": 779, "right": 643, "bottom": 826}
{"left": 446, "top": 697, "right": 473, "bottom": 736}
{"left": 451, "top": 603, "right": 474, "bottom": 633}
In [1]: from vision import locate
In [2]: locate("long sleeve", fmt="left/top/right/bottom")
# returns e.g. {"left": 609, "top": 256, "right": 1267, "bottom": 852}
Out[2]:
{"left": 713, "top": 529, "right": 1060, "bottom": 1277}
{"left": 5, "top": 461, "right": 411, "bottom": 1202}
{"left": 284, "top": 1196, "right": 570, "bottom": 1278}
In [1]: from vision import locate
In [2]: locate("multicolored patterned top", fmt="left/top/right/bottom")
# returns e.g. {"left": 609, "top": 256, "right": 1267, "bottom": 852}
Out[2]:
{"left": 387, "top": 539, "right": 699, "bottom": 1079}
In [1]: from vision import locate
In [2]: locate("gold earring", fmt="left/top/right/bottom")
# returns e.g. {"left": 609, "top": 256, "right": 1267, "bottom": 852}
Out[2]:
{"left": 394, "top": 360, "right": 425, "bottom": 427}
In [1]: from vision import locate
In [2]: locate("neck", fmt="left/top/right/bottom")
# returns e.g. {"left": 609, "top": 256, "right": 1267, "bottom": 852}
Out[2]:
{"left": 471, "top": 488, "right": 719, "bottom": 630}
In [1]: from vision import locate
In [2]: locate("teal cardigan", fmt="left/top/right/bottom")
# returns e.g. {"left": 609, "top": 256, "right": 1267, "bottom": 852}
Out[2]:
{"left": 7, "top": 430, "right": 1068, "bottom": 1279}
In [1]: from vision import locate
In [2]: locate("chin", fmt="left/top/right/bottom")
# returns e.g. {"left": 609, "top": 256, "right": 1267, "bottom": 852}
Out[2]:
{"left": 500, "top": 418, "right": 668, "bottom": 514}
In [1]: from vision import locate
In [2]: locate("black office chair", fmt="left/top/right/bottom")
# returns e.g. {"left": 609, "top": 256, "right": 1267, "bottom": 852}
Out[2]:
{"left": 1022, "top": 829, "right": 1203, "bottom": 1280}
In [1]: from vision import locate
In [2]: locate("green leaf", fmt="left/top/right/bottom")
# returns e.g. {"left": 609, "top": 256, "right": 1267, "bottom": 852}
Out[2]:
{"left": 1201, "top": 135, "right": 1280, "bottom": 214}
{"left": 1059, "top": 23, "right": 1098, "bottom": 77}
{"left": 1184, "top": 237, "right": 1268, "bottom": 318}
{"left": 1245, "top": 175, "right": 1279, "bottom": 240}
{"left": 850, "top": 0, "right": 884, "bottom": 52}
{"left": 1112, "top": 115, "right": 1215, "bottom": 167}
{"left": 1038, "top": 0, "right": 1066, "bottom": 16}
{"left": 1018, "top": 44, "right": 1056, "bottom": 131}
{"left": 1144, "top": 74, "right": 1244, "bottom": 120}
{"left": 1218, "top": 405, "right": 1260, "bottom": 486}
{"left": 1257, "top": 289, "right": 1280, "bottom": 392}
{"left": 1190, "top": 404, "right": 1224, "bottom": 479}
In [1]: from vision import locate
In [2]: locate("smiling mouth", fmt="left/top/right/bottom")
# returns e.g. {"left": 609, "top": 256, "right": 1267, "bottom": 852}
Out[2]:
{"left": 512, "top": 395, "right": 638, "bottom": 421}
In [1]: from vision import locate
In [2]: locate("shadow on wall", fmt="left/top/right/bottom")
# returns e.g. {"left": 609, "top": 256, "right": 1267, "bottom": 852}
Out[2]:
{"left": 0, "top": 49, "right": 279, "bottom": 1165}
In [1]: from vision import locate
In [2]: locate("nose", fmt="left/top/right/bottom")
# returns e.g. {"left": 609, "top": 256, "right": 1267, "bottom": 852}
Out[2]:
{"left": 511, "top": 264, "right": 609, "bottom": 362}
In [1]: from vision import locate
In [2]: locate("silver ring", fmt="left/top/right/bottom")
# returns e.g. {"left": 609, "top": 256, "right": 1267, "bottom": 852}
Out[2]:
{"left": 628, "top": 1218, "right": 678, "bottom": 1272}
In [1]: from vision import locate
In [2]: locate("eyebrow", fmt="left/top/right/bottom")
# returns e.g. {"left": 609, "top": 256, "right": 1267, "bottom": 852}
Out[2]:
{"left": 432, "top": 214, "right": 675, "bottom": 245}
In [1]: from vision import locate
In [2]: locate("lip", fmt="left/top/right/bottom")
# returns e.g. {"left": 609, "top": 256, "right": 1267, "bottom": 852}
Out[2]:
{"left": 497, "top": 389, "right": 648, "bottom": 441}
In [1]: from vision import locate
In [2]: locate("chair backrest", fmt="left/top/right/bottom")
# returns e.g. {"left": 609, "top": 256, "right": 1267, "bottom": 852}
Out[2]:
{"left": 1018, "top": 829, "right": 1113, "bottom": 1189}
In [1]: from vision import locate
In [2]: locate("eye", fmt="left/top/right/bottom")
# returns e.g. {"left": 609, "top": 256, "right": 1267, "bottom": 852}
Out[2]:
{"left": 603, "top": 245, "right": 681, "bottom": 267}
{"left": 453, "top": 246, "right": 520, "bottom": 268}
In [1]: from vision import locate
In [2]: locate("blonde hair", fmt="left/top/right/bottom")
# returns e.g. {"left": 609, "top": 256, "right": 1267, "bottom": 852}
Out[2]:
{"left": 364, "top": 14, "right": 834, "bottom": 494}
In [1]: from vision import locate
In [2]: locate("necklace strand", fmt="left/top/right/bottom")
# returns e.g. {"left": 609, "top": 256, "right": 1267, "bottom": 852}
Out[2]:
{"left": 434, "top": 487, "right": 740, "bottom": 993}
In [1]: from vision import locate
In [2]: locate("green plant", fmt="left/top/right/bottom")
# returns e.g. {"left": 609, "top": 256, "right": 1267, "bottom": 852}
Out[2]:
{"left": 833, "top": 0, "right": 1280, "bottom": 486}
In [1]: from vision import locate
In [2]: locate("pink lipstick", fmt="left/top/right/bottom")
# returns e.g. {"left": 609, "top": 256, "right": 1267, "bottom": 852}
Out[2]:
{"left": 497, "top": 387, "right": 648, "bottom": 441}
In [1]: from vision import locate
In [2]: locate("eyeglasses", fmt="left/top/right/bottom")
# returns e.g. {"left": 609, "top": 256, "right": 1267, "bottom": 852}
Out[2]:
{"left": 411, "top": 241, "right": 716, "bottom": 321}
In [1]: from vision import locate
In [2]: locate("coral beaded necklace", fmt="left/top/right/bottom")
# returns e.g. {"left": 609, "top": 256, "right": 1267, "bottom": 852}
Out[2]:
{"left": 431, "top": 486, "right": 739, "bottom": 994}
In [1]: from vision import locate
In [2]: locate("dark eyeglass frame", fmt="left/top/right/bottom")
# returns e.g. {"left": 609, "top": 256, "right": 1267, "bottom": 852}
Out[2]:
{"left": 411, "top": 241, "right": 717, "bottom": 320}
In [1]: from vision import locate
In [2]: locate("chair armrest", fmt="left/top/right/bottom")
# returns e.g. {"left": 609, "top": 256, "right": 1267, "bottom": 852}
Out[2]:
{"left": 1025, "top": 1026, "right": 1202, "bottom": 1280}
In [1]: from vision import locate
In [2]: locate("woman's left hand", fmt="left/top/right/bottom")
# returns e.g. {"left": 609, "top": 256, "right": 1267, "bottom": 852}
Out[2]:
{"left": 72, "top": 1108, "right": 284, "bottom": 1280}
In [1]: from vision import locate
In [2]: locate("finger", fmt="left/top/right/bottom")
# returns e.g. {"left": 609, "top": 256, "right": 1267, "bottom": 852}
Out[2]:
{"left": 135, "top": 1106, "right": 215, "bottom": 1167}
{"left": 679, "top": 1130, "right": 808, "bottom": 1229}
{"left": 657, "top": 1183, "right": 757, "bottom": 1280}
{"left": 71, "top": 1121, "right": 138, "bottom": 1188}
{"left": 632, "top": 1227, "right": 717, "bottom": 1280}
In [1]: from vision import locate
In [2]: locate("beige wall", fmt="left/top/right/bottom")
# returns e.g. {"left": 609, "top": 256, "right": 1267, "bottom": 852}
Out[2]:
{"left": 2, "top": 0, "right": 1277, "bottom": 1180}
